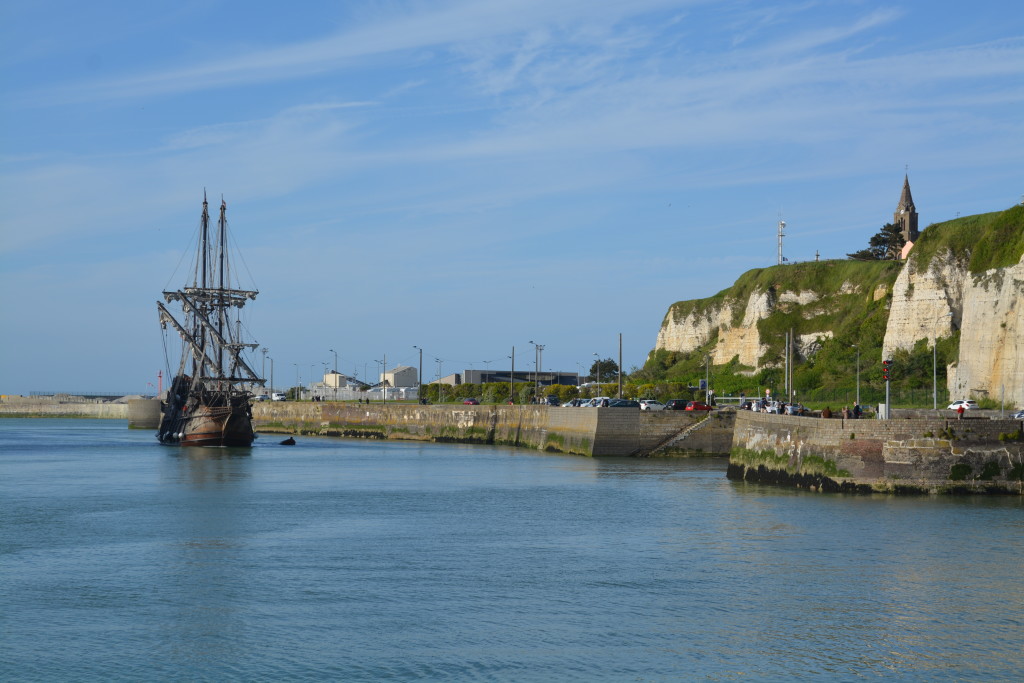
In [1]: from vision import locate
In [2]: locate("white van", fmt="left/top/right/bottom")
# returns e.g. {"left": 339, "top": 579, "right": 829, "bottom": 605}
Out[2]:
{"left": 271, "top": 392, "right": 287, "bottom": 401}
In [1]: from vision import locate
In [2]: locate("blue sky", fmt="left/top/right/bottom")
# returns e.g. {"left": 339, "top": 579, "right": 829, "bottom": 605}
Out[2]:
{"left": 1, "top": 0, "right": 1022, "bottom": 395}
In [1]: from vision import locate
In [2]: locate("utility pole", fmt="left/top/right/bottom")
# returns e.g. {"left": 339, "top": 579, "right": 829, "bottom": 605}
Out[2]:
{"left": 883, "top": 359, "right": 892, "bottom": 419}
{"left": 510, "top": 347, "right": 515, "bottom": 404}
{"left": 618, "top": 333, "right": 623, "bottom": 399}
{"left": 784, "top": 331, "right": 789, "bottom": 399}
{"left": 705, "top": 354, "right": 710, "bottom": 404}
{"left": 852, "top": 344, "right": 860, "bottom": 406}
{"left": 414, "top": 346, "right": 423, "bottom": 404}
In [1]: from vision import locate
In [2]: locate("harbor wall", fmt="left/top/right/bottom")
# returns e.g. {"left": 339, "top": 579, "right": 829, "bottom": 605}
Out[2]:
{"left": 0, "top": 397, "right": 129, "bottom": 419}
{"left": 729, "top": 410, "right": 1024, "bottom": 494}
{"left": 0, "top": 396, "right": 729, "bottom": 457}
{"left": 252, "top": 402, "right": 731, "bottom": 457}
{"left": 253, "top": 402, "right": 598, "bottom": 454}
{"left": 128, "top": 399, "right": 161, "bottom": 429}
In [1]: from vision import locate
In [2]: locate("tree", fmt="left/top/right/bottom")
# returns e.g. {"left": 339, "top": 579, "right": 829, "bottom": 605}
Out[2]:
{"left": 589, "top": 358, "right": 619, "bottom": 382}
{"left": 847, "top": 223, "right": 906, "bottom": 260}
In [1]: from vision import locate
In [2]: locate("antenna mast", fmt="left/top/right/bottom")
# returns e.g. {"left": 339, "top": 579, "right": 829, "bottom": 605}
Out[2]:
{"left": 777, "top": 213, "right": 786, "bottom": 265}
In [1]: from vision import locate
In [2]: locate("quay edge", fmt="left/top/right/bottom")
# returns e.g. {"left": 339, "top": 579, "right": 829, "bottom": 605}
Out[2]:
{"left": 252, "top": 401, "right": 729, "bottom": 457}
{"left": 729, "top": 410, "right": 1024, "bottom": 494}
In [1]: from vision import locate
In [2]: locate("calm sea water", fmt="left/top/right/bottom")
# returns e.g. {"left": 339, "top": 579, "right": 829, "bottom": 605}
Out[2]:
{"left": 1, "top": 418, "right": 1021, "bottom": 681}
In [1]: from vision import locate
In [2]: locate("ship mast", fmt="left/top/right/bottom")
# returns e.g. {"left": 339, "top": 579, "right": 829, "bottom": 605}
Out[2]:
{"left": 158, "top": 193, "right": 266, "bottom": 393}
{"left": 195, "top": 192, "right": 210, "bottom": 379}
{"left": 218, "top": 198, "right": 228, "bottom": 383}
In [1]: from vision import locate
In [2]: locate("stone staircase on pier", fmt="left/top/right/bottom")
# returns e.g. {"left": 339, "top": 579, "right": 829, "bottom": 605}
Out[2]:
{"left": 642, "top": 413, "right": 716, "bottom": 456}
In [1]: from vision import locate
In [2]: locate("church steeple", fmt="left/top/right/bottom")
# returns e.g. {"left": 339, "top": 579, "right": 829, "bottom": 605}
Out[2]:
{"left": 893, "top": 174, "right": 919, "bottom": 243}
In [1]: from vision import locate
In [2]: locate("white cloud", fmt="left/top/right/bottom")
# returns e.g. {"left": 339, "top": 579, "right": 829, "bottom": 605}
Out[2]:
{"left": 25, "top": 0, "right": 695, "bottom": 105}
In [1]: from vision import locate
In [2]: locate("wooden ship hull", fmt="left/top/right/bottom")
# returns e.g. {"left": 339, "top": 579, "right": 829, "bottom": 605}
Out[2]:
{"left": 158, "top": 389, "right": 255, "bottom": 447}
{"left": 157, "top": 376, "right": 256, "bottom": 447}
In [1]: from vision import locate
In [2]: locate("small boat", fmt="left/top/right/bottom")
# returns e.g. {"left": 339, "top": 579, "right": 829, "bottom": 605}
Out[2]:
{"left": 156, "top": 193, "right": 265, "bottom": 447}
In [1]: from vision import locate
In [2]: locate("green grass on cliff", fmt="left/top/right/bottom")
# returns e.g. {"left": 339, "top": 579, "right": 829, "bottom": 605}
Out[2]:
{"left": 662, "top": 259, "right": 902, "bottom": 328}
{"left": 652, "top": 259, "right": 902, "bottom": 391}
{"left": 909, "top": 204, "right": 1024, "bottom": 274}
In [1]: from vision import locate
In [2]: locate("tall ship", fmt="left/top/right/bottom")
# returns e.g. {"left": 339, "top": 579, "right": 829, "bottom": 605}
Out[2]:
{"left": 157, "top": 193, "right": 264, "bottom": 447}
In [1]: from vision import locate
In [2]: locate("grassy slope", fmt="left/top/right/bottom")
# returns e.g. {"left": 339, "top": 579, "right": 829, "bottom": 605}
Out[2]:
{"left": 909, "top": 204, "right": 1024, "bottom": 274}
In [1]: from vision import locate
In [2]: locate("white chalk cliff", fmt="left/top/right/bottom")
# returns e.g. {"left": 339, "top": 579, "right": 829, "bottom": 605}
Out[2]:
{"left": 654, "top": 206, "right": 1024, "bottom": 406}
{"left": 883, "top": 250, "right": 1024, "bottom": 405}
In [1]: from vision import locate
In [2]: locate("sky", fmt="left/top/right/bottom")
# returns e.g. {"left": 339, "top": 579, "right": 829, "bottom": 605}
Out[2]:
{"left": 1, "top": 0, "right": 1022, "bottom": 395}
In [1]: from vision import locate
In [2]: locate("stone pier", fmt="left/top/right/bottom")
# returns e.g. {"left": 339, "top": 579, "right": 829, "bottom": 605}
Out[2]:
{"left": 729, "top": 410, "right": 1024, "bottom": 494}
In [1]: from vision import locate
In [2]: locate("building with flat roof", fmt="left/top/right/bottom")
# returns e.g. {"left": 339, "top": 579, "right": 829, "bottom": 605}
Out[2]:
{"left": 381, "top": 365, "right": 418, "bottom": 388}
{"left": 461, "top": 370, "right": 580, "bottom": 386}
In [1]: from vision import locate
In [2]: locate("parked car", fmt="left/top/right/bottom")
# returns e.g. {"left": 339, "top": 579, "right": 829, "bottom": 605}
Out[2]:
{"left": 664, "top": 399, "right": 689, "bottom": 410}
{"left": 545, "top": 395, "right": 561, "bottom": 406}
{"left": 639, "top": 400, "right": 665, "bottom": 411}
{"left": 948, "top": 400, "right": 978, "bottom": 411}
{"left": 254, "top": 394, "right": 270, "bottom": 402}
{"left": 587, "top": 397, "right": 611, "bottom": 407}
{"left": 685, "top": 401, "right": 713, "bottom": 411}
{"left": 271, "top": 392, "right": 287, "bottom": 401}
{"left": 1011, "top": 409, "right": 1024, "bottom": 419}
{"left": 462, "top": 398, "right": 480, "bottom": 405}
{"left": 608, "top": 399, "right": 640, "bottom": 408}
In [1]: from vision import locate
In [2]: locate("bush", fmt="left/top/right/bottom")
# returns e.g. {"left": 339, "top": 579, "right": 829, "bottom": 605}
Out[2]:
{"left": 948, "top": 463, "right": 973, "bottom": 481}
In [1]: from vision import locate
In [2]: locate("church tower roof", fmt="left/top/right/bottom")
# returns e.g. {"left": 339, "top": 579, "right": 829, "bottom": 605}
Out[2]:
{"left": 896, "top": 174, "right": 915, "bottom": 212}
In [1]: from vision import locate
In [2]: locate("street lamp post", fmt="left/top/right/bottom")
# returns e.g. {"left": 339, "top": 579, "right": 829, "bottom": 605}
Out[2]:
{"left": 618, "top": 332, "right": 623, "bottom": 399}
{"left": 293, "top": 363, "right": 300, "bottom": 401}
{"left": 529, "top": 340, "right": 543, "bottom": 403}
{"left": 538, "top": 344, "right": 544, "bottom": 398}
{"left": 435, "top": 358, "right": 443, "bottom": 403}
{"left": 509, "top": 347, "right": 515, "bottom": 404}
{"left": 851, "top": 344, "right": 860, "bottom": 406}
{"left": 593, "top": 352, "right": 599, "bottom": 396}
{"left": 933, "top": 312, "right": 954, "bottom": 409}
{"left": 268, "top": 357, "right": 274, "bottom": 396}
{"left": 374, "top": 356, "right": 388, "bottom": 403}
{"left": 414, "top": 346, "right": 423, "bottom": 403}
{"left": 328, "top": 350, "right": 339, "bottom": 400}
{"left": 261, "top": 347, "right": 268, "bottom": 382}
{"left": 705, "top": 354, "right": 710, "bottom": 404}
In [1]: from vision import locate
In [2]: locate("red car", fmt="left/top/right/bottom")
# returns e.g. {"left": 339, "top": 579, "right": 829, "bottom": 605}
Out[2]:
{"left": 462, "top": 398, "right": 480, "bottom": 405}
{"left": 685, "top": 401, "right": 713, "bottom": 411}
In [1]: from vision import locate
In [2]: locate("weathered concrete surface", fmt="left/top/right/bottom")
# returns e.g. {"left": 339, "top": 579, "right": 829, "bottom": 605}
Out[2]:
{"left": 0, "top": 397, "right": 128, "bottom": 419}
{"left": 730, "top": 410, "right": 1024, "bottom": 494}
{"left": 127, "top": 398, "right": 161, "bottom": 429}
{"left": 0, "top": 396, "right": 734, "bottom": 457}
{"left": 254, "top": 402, "right": 601, "bottom": 455}
{"left": 252, "top": 403, "right": 736, "bottom": 457}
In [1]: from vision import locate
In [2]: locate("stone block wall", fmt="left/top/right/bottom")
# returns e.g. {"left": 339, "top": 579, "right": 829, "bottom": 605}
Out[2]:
{"left": 637, "top": 411, "right": 736, "bottom": 455}
{"left": 731, "top": 410, "right": 1023, "bottom": 493}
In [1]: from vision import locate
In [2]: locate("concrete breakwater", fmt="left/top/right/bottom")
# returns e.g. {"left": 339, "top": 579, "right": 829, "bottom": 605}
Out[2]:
{"left": 0, "top": 397, "right": 130, "bottom": 420}
{"left": 730, "top": 410, "right": 1024, "bottom": 494}
{"left": 0, "top": 397, "right": 729, "bottom": 456}
{"left": 252, "top": 402, "right": 731, "bottom": 457}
